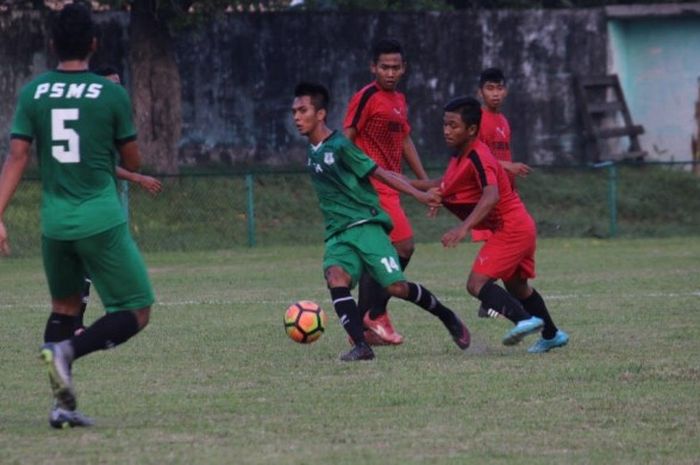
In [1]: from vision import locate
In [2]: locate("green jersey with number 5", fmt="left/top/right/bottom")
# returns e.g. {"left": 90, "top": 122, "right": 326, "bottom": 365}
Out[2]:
{"left": 10, "top": 70, "right": 136, "bottom": 240}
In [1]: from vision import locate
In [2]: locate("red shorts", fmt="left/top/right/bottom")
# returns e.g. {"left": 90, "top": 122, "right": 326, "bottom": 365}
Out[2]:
{"left": 472, "top": 216, "right": 537, "bottom": 282}
{"left": 377, "top": 191, "right": 413, "bottom": 243}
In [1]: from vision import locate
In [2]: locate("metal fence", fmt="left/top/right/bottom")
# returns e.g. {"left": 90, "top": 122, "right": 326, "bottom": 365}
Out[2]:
{"left": 4, "top": 161, "right": 700, "bottom": 257}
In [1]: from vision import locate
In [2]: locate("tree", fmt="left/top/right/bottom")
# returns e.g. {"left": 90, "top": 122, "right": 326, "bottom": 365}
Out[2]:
{"left": 99, "top": 0, "right": 291, "bottom": 174}
{"left": 128, "top": 0, "right": 185, "bottom": 174}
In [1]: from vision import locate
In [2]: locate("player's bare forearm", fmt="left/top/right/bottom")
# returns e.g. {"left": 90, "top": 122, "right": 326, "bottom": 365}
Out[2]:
{"left": 0, "top": 139, "right": 31, "bottom": 255}
{"left": 501, "top": 160, "right": 532, "bottom": 177}
{"left": 410, "top": 178, "right": 441, "bottom": 191}
{"left": 116, "top": 167, "right": 162, "bottom": 195}
{"left": 115, "top": 166, "right": 139, "bottom": 183}
{"left": 372, "top": 167, "right": 440, "bottom": 207}
{"left": 441, "top": 185, "right": 499, "bottom": 247}
{"left": 403, "top": 136, "right": 428, "bottom": 180}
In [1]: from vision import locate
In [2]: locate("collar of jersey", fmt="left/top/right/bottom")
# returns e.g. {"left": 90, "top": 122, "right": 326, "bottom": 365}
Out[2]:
{"left": 310, "top": 130, "right": 336, "bottom": 152}
{"left": 53, "top": 69, "right": 91, "bottom": 74}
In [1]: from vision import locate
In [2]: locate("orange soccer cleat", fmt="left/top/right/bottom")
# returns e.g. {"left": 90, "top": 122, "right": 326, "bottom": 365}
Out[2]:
{"left": 363, "top": 311, "right": 404, "bottom": 345}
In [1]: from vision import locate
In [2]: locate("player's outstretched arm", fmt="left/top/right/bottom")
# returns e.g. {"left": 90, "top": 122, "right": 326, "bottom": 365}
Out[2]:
{"left": 115, "top": 167, "right": 162, "bottom": 196}
{"left": 0, "top": 139, "right": 31, "bottom": 255}
{"left": 372, "top": 167, "right": 441, "bottom": 207}
{"left": 441, "top": 185, "right": 499, "bottom": 247}
{"left": 403, "top": 135, "right": 428, "bottom": 180}
{"left": 501, "top": 160, "right": 532, "bottom": 177}
{"left": 410, "top": 177, "right": 441, "bottom": 191}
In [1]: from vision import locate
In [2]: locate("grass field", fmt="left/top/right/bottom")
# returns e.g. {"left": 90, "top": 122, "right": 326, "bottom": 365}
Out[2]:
{"left": 1, "top": 238, "right": 699, "bottom": 465}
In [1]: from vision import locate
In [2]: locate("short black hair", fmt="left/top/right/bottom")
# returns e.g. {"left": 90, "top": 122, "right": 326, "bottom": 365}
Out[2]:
{"left": 294, "top": 82, "right": 330, "bottom": 112}
{"left": 479, "top": 68, "right": 506, "bottom": 88}
{"left": 444, "top": 96, "right": 481, "bottom": 129}
{"left": 372, "top": 38, "right": 404, "bottom": 63}
{"left": 51, "top": 3, "right": 96, "bottom": 61}
{"left": 95, "top": 65, "right": 119, "bottom": 77}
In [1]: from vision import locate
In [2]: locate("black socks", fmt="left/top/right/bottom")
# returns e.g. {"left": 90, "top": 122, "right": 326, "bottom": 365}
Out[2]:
{"left": 477, "top": 281, "right": 531, "bottom": 323}
{"left": 70, "top": 311, "right": 140, "bottom": 360}
{"left": 329, "top": 287, "right": 365, "bottom": 344}
{"left": 404, "top": 282, "right": 456, "bottom": 327}
{"left": 44, "top": 313, "right": 78, "bottom": 343}
{"left": 519, "top": 289, "right": 558, "bottom": 339}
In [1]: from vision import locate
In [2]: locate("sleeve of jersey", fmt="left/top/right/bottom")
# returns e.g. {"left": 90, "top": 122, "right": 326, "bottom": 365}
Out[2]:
{"left": 341, "top": 138, "right": 377, "bottom": 179}
{"left": 468, "top": 151, "right": 498, "bottom": 190}
{"left": 343, "top": 91, "right": 370, "bottom": 132}
{"left": 113, "top": 86, "right": 137, "bottom": 146}
{"left": 9, "top": 91, "right": 34, "bottom": 142}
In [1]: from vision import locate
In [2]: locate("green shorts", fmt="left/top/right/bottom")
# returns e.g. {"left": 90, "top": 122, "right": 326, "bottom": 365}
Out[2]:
{"left": 323, "top": 223, "right": 405, "bottom": 289}
{"left": 42, "top": 223, "right": 155, "bottom": 313}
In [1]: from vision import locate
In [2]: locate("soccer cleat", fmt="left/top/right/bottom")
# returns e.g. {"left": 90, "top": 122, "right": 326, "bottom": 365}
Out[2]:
{"left": 363, "top": 312, "right": 404, "bottom": 345}
{"left": 39, "top": 343, "right": 76, "bottom": 411}
{"left": 446, "top": 314, "right": 471, "bottom": 350}
{"left": 347, "top": 331, "right": 390, "bottom": 347}
{"left": 502, "top": 316, "right": 544, "bottom": 346}
{"left": 528, "top": 330, "right": 570, "bottom": 353}
{"left": 49, "top": 402, "right": 94, "bottom": 429}
{"left": 340, "top": 342, "right": 375, "bottom": 362}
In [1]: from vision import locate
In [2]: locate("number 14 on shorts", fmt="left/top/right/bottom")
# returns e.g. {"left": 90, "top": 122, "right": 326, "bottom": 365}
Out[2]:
{"left": 380, "top": 256, "right": 400, "bottom": 273}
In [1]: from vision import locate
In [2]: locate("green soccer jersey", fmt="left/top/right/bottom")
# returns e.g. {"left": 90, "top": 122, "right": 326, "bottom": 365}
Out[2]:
{"left": 10, "top": 70, "right": 136, "bottom": 240}
{"left": 307, "top": 131, "right": 392, "bottom": 240}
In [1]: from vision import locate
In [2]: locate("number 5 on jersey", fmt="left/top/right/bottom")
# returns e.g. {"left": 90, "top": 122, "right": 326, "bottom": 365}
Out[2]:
{"left": 52, "top": 108, "right": 80, "bottom": 163}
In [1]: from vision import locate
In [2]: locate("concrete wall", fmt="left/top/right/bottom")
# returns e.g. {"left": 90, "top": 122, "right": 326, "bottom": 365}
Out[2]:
{"left": 608, "top": 12, "right": 700, "bottom": 162}
{"left": 0, "top": 9, "right": 608, "bottom": 169}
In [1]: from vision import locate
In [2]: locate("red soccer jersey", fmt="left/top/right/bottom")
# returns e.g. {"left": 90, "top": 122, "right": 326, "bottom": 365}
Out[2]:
{"left": 440, "top": 139, "right": 529, "bottom": 233}
{"left": 478, "top": 108, "right": 514, "bottom": 187}
{"left": 344, "top": 82, "right": 410, "bottom": 194}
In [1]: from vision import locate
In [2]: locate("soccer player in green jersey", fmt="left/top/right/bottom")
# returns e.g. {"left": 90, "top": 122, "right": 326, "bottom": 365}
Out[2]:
{"left": 292, "top": 82, "right": 471, "bottom": 361}
{"left": 0, "top": 4, "right": 155, "bottom": 428}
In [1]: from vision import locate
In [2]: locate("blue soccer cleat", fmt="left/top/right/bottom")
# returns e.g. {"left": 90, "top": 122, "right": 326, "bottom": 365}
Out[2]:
{"left": 528, "top": 330, "right": 570, "bottom": 353}
{"left": 502, "top": 316, "right": 544, "bottom": 346}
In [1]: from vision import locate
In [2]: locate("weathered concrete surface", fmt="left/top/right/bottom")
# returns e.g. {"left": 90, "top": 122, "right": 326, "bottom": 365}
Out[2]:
{"left": 1, "top": 9, "right": 607, "bottom": 169}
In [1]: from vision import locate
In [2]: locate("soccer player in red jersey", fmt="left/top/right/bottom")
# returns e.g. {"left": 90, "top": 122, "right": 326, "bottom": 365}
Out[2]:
{"left": 471, "top": 68, "right": 533, "bottom": 245}
{"left": 414, "top": 96, "right": 569, "bottom": 353}
{"left": 343, "top": 38, "right": 428, "bottom": 345}
{"left": 478, "top": 68, "right": 532, "bottom": 189}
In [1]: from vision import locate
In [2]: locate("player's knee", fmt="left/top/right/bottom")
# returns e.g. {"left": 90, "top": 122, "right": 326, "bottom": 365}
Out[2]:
{"left": 466, "top": 279, "right": 484, "bottom": 298}
{"left": 504, "top": 280, "right": 531, "bottom": 300}
{"left": 51, "top": 294, "right": 83, "bottom": 316}
{"left": 394, "top": 240, "right": 415, "bottom": 259}
{"left": 324, "top": 266, "right": 351, "bottom": 288}
{"left": 133, "top": 307, "right": 151, "bottom": 329}
{"left": 386, "top": 281, "right": 408, "bottom": 298}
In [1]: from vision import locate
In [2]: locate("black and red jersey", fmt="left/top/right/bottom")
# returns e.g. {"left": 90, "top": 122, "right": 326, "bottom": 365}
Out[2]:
{"left": 440, "top": 139, "right": 529, "bottom": 233}
{"left": 343, "top": 82, "right": 410, "bottom": 177}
